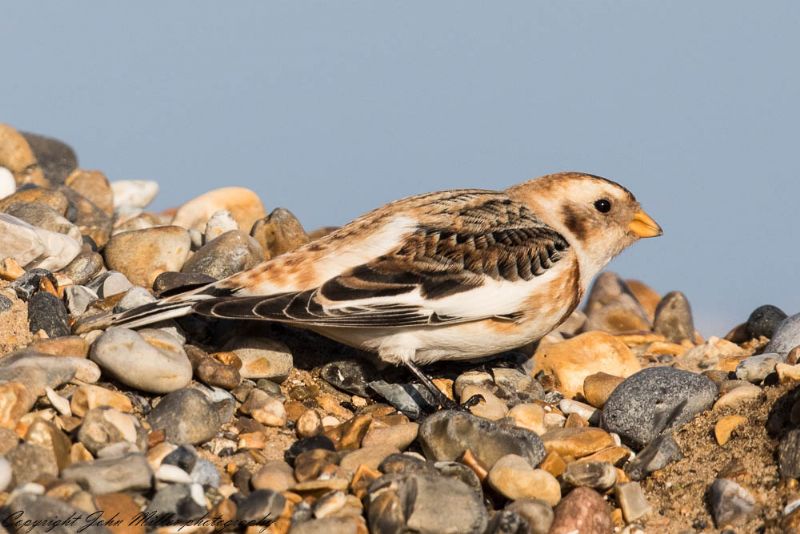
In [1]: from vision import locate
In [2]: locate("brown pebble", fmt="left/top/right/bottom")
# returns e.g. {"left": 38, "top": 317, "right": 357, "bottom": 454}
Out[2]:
{"left": 715, "top": 415, "right": 747, "bottom": 446}
{"left": 549, "top": 486, "right": 613, "bottom": 534}
{"left": 539, "top": 451, "right": 567, "bottom": 478}
{"left": 583, "top": 372, "right": 624, "bottom": 409}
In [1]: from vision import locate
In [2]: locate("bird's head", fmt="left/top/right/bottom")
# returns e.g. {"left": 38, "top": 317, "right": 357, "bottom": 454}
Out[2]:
{"left": 507, "top": 172, "right": 662, "bottom": 287}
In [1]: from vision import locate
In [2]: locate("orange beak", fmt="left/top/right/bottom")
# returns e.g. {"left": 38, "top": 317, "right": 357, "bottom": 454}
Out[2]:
{"left": 629, "top": 209, "right": 662, "bottom": 238}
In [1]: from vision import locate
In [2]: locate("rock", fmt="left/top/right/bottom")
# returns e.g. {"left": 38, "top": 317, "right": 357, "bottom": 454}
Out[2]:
{"left": 765, "top": 313, "right": 800, "bottom": 355}
{"left": 362, "top": 422, "right": 419, "bottom": 451}
{"left": 583, "top": 272, "right": 651, "bottom": 334}
{"left": 715, "top": 415, "right": 747, "bottom": 446}
{"left": 320, "top": 359, "right": 381, "bottom": 397}
{"left": 91, "top": 327, "right": 192, "bottom": 393}
{"left": 541, "top": 428, "right": 615, "bottom": 459}
{"left": 491, "top": 367, "right": 545, "bottom": 404}
{"left": 103, "top": 226, "right": 191, "bottom": 287}
{"left": 27, "top": 291, "right": 70, "bottom": 338}
{"left": 4, "top": 201, "right": 82, "bottom": 241}
{"left": 0, "top": 456, "right": 10, "bottom": 491}
{"left": 181, "top": 230, "right": 264, "bottom": 279}
{"left": 746, "top": 304, "right": 787, "bottom": 339}
{"left": 653, "top": 291, "right": 695, "bottom": 342}
{"left": 368, "top": 380, "right": 437, "bottom": 418}
{"left": 20, "top": 131, "right": 78, "bottom": 184}
{"left": 626, "top": 279, "right": 661, "bottom": 321}
{"left": 563, "top": 461, "right": 616, "bottom": 491}
{"left": 0, "top": 166, "right": 16, "bottom": 199}
{"left": 735, "top": 353, "right": 783, "bottom": 383}
{"left": 602, "top": 366, "right": 718, "bottom": 449}
{"left": 0, "top": 382, "right": 36, "bottom": 429}
{"left": 616, "top": 481, "right": 651, "bottom": 523}
{"left": 65, "top": 169, "right": 114, "bottom": 216}
{"left": 110, "top": 180, "right": 159, "bottom": 211}
{"left": 24, "top": 419, "right": 72, "bottom": 471}
{"left": 549, "top": 487, "right": 612, "bottom": 534}
{"left": 172, "top": 187, "right": 266, "bottom": 234}
{"left": 204, "top": 209, "right": 239, "bottom": 243}
{"left": 252, "top": 460, "right": 296, "bottom": 492}
{"left": 507, "top": 403, "right": 546, "bottom": 435}
{"left": 78, "top": 407, "right": 146, "bottom": 455}
{"left": 6, "top": 493, "right": 112, "bottom": 534}
{"left": 583, "top": 372, "right": 624, "bottom": 408}
{"left": 714, "top": 383, "right": 764, "bottom": 410}
{"left": 709, "top": 478, "right": 756, "bottom": 528}
{"left": 487, "top": 454, "right": 561, "bottom": 505}
{"left": 153, "top": 271, "right": 217, "bottom": 296}
{"left": 240, "top": 389, "right": 287, "bottom": 427}
{"left": 6, "top": 443, "right": 59, "bottom": 485}
{"left": 624, "top": 434, "right": 681, "bottom": 481}
{"left": 60, "top": 251, "right": 104, "bottom": 285}
{"left": 146, "top": 483, "right": 207, "bottom": 521}
{"left": 418, "top": 410, "right": 546, "bottom": 469}
{"left": 94, "top": 492, "right": 145, "bottom": 534}
{"left": 779, "top": 429, "right": 800, "bottom": 479}
{"left": 462, "top": 385, "right": 508, "bottom": 420}
{"left": 0, "top": 124, "right": 46, "bottom": 186}
{"left": 532, "top": 331, "right": 640, "bottom": 399}
{"left": 559, "top": 398, "right": 599, "bottom": 423}
{"left": 60, "top": 186, "right": 114, "bottom": 247}
{"left": 0, "top": 213, "right": 80, "bottom": 270}
{"left": 87, "top": 271, "right": 133, "bottom": 299}
{"left": 296, "top": 409, "right": 323, "bottom": 438}
{"left": 504, "top": 499, "right": 553, "bottom": 534}
{"left": 0, "top": 186, "right": 68, "bottom": 214}
{"left": 223, "top": 337, "right": 293, "bottom": 382}
{"left": 62, "top": 452, "right": 152, "bottom": 494}
{"left": 341, "top": 444, "right": 399, "bottom": 474}
{"left": 0, "top": 352, "right": 100, "bottom": 394}
{"left": 368, "top": 472, "right": 487, "bottom": 534}
{"left": 236, "top": 489, "right": 286, "bottom": 524}
{"left": 250, "top": 207, "right": 309, "bottom": 257}
{"left": 148, "top": 388, "right": 221, "bottom": 445}
{"left": 186, "top": 345, "right": 242, "bottom": 390}
{"left": 677, "top": 336, "right": 747, "bottom": 372}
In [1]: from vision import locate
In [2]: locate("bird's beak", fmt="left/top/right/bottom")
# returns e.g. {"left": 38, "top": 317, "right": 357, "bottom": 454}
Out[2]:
{"left": 629, "top": 209, "right": 663, "bottom": 238}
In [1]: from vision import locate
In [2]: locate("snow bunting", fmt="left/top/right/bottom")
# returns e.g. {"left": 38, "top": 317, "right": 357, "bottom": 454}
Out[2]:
{"left": 77, "top": 172, "right": 661, "bottom": 406}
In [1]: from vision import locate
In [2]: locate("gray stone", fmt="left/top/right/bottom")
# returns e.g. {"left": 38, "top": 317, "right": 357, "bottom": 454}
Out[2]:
{"left": 615, "top": 482, "right": 651, "bottom": 523}
{"left": 653, "top": 291, "right": 695, "bottom": 343}
{"left": 746, "top": 305, "right": 788, "bottom": 339}
{"left": 765, "top": 313, "right": 800, "bottom": 355}
{"left": 505, "top": 499, "right": 554, "bottom": 534}
{"left": 148, "top": 388, "right": 221, "bottom": 445}
{"left": 153, "top": 271, "right": 217, "bottom": 296}
{"left": 236, "top": 489, "right": 286, "bottom": 524}
{"left": 90, "top": 327, "right": 192, "bottom": 393}
{"left": 223, "top": 336, "right": 293, "bottom": 382}
{"left": 60, "top": 251, "right": 104, "bottom": 286}
{"left": 368, "top": 380, "right": 437, "bottom": 419}
{"left": 492, "top": 367, "right": 545, "bottom": 404}
{"left": 61, "top": 452, "right": 153, "bottom": 494}
{"left": 87, "top": 271, "right": 133, "bottom": 298}
{"left": 77, "top": 407, "right": 147, "bottom": 455}
{"left": 4, "top": 202, "right": 82, "bottom": 241}
{"left": 368, "top": 472, "right": 488, "bottom": 534}
{"left": 709, "top": 478, "right": 755, "bottom": 528}
{"left": 320, "top": 359, "right": 380, "bottom": 397}
{"left": 0, "top": 213, "right": 81, "bottom": 271}
{"left": 485, "top": 510, "right": 531, "bottom": 534}
{"left": 562, "top": 461, "right": 616, "bottom": 491}
{"left": 6, "top": 443, "right": 58, "bottom": 485}
{"left": 625, "top": 433, "right": 683, "bottom": 481}
{"left": 0, "top": 295, "right": 11, "bottom": 313}
{"left": 113, "top": 286, "right": 156, "bottom": 312}
{"left": 145, "top": 483, "right": 207, "bottom": 522}
{"left": 0, "top": 352, "right": 100, "bottom": 395}
{"left": 27, "top": 292, "right": 70, "bottom": 338}
{"left": 735, "top": 353, "right": 784, "bottom": 383}
{"left": 418, "top": 410, "right": 546, "bottom": 469}
{"left": 181, "top": 230, "right": 263, "bottom": 279}
{"left": 5, "top": 493, "right": 111, "bottom": 534}
{"left": 602, "top": 366, "right": 717, "bottom": 449}
{"left": 0, "top": 456, "right": 11, "bottom": 491}
{"left": 64, "top": 285, "right": 98, "bottom": 316}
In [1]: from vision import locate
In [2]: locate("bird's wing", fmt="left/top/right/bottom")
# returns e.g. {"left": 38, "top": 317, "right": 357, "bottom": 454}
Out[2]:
{"left": 194, "top": 191, "right": 572, "bottom": 328}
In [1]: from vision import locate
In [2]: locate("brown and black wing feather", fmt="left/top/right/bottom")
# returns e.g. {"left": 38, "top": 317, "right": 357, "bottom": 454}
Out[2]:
{"left": 193, "top": 192, "right": 569, "bottom": 328}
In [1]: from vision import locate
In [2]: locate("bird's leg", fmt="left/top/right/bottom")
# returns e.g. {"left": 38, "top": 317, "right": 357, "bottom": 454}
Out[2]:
{"left": 403, "top": 360, "right": 459, "bottom": 411}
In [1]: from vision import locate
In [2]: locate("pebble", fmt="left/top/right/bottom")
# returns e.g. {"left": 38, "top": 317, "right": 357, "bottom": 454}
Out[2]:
{"left": 223, "top": 336, "right": 293, "bottom": 382}
{"left": 541, "top": 427, "right": 616, "bottom": 458}
{"left": 90, "top": 327, "right": 192, "bottom": 393}
{"left": 562, "top": 461, "right": 617, "bottom": 491}
{"left": 0, "top": 124, "right": 46, "bottom": 185}
{"left": 533, "top": 331, "right": 641, "bottom": 399}
{"left": 583, "top": 372, "right": 624, "bottom": 408}
{"left": 624, "top": 434, "right": 682, "bottom": 481}
{"left": 462, "top": 385, "right": 508, "bottom": 420}
{"left": 735, "top": 353, "right": 783, "bottom": 383}
{"left": 583, "top": 272, "right": 652, "bottom": 334}
{"left": 340, "top": 444, "right": 399, "bottom": 473}
{"left": 368, "top": 380, "right": 438, "bottom": 418}
{"left": 250, "top": 207, "right": 310, "bottom": 257}
{"left": 507, "top": 403, "right": 546, "bottom": 435}
{"left": 0, "top": 352, "right": 101, "bottom": 394}
{"left": 61, "top": 452, "right": 152, "bottom": 494}
{"left": 765, "top": 312, "right": 800, "bottom": 355}
{"left": 492, "top": 367, "right": 546, "bottom": 404}
{"left": 779, "top": 429, "right": 800, "bottom": 478}
{"left": 678, "top": 336, "right": 746, "bottom": 372}
{"left": 147, "top": 388, "right": 221, "bottom": 445}
{"left": 252, "top": 460, "right": 296, "bottom": 492}
{"left": 87, "top": 271, "right": 133, "bottom": 298}
{"left": 487, "top": 454, "right": 561, "bottom": 505}
{"left": 21, "top": 130, "right": 78, "bottom": 184}
{"left": 94, "top": 493, "right": 144, "bottom": 534}
{"left": 362, "top": 422, "right": 419, "bottom": 451}
{"left": 186, "top": 345, "right": 242, "bottom": 390}
{"left": 602, "top": 366, "right": 718, "bottom": 449}
{"left": 27, "top": 291, "right": 70, "bottom": 337}
{"left": 713, "top": 383, "right": 764, "bottom": 410}
{"left": 153, "top": 271, "right": 217, "bottom": 296}
{"left": 616, "top": 481, "right": 651, "bottom": 523}
{"left": 204, "top": 209, "right": 239, "bottom": 243}
{"left": 156, "top": 463, "right": 193, "bottom": 484}
{"left": 709, "top": 478, "right": 756, "bottom": 528}
{"left": 418, "top": 410, "right": 546, "bottom": 469}
{"left": 240, "top": 389, "right": 287, "bottom": 427}
{"left": 146, "top": 483, "right": 206, "bottom": 521}
{"left": 181, "top": 229, "right": 264, "bottom": 279}
{"left": 0, "top": 213, "right": 81, "bottom": 270}
{"left": 103, "top": 226, "right": 191, "bottom": 287}
{"left": 653, "top": 291, "right": 695, "bottom": 342}
{"left": 504, "top": 499, "right": 554, "bottom": 534}
{"left": 60, "top": 185, "right": 114, "bottom": 247}
{"left": 65, "top": 169, "right": 114, "bottom": 216}
{"left": 368, "top": 472, "right": 488, "bottom": 534}
{"left": 296, "top": 409, "right": 323, "bottom": 438}
{"left": 110, "top": 180, "right": 159, "bottom": 211}
{"left": 6, "top": 443, "right": 59, "bottom": 485}
{"left": 0, "top": 456, "right": 11, "bottom": 491}
{"left": 746, "top": 304, "right": 788, "bottom": 339}
{"left": 549, "top": 486, "right": 613, "bottom": 534}
{"left": 113, "top": 286, "right": 156, "bottom": 312}
{"left": 4, "top": 201, "right": 82, "bottom": 241}
{"left": 715, "top": 415, "right": 747, "bottom": 446}
{"left": 0, "top": 166, "right": 15, "bottom": 199}
{"left": 559, "top": 398, "right": 599, "bottom": 423}
{"left": 6, "top": 493, "right": 112, "bottom": 534}
{"left": 172, "top": 186, "right": 266, "bottom": 234}
{"left": 77, "top": 407, "right": 145, "bottom": 454}
{"left": 60, "top": 251, "right": 104, "bottom": 285}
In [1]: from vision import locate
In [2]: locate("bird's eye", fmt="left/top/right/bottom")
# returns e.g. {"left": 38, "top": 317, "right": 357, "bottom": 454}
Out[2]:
{"left": 594, "top": 199, "right": 612, "bottom": 213}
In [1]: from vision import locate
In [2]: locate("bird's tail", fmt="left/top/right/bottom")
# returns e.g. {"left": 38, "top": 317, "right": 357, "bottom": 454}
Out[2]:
{"left": 72, "top": 283, "right": 228, "bottom": 334}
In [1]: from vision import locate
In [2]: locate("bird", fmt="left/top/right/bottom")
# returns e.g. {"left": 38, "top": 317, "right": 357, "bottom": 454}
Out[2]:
{"left": 76, "top": 172, "right": 662, "bottom": 408}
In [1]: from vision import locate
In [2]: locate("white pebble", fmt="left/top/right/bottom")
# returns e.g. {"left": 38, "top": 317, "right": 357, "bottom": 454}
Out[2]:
{"left": 45, "top": 387, "right": 72, "bottom": 417}
{"left": 0, "top": 457, "right": 11, "bottom": 492}
{"left": 156, "top": 464, "right": 193, "bottom": 484}
{"left": 0, "top": 167, "right": 15, "bottom": 199}
{"left": 111, "top": 180, "right": 159, "bottom": 210}
{"left": 204, "top": 210, "right": 238, "bottom": 243}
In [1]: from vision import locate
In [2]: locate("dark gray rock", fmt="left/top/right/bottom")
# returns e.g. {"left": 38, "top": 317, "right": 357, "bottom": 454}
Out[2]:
{"left": 20, "top": 131, "right": 78, "bottom": 185}
{"left": 485, "top": 510, "right": 530, "bottom": 534}
{"left": 235, "top": 489, "right": 286, "bottom": 524}
{"left": 10, "top": 268, "right": 57, "bottom": 301}
{"left": 368, "top": 472, "right": 488, "bottom": 534}
{"left": 369, "top": 380, "right": 437, "bottom": 419}
{"left": 5, "top": 493, "right": 111, "bottom": 534}
{"left": 779, "top": 429, "right": 800, "bottom": 479}
{"left": 418, "top": 410, "right": 546, "bottom": 468}
{"left": 181, "top": 230, "right": 263, "bottom": 279}
{"left": 709, "top": 478, "right": 755, "bottom": 528}
{"left": 321, "top": 359, "right": 380, "bottom": 397}
{"left": 163, "top": 444, "right": 198, "bottom": 472}
{"left": 602, "top": 367, "right": 718, "bottom": 449}
{"left": 27, "top": 292, "right": 70, "bottom": 338}
{"left": 148, "top": 389, "right": 221, "bottom": 445}
{"left": 145, "top": 483, "right": 206, "bottom": 522}
{"left": 61, "top": 452, "right": 153, "bottom": 494}
{"left": 746, "top": 305, "right": 788, "bottom": 339}
{"left": 625, "top": 434, "right": 683, "bottom": 480}
{"left": 653, "top": 291, "right": 695, "bottom": 343}
{"left": 765, "top": 313, "right": 800, "bottom": 355}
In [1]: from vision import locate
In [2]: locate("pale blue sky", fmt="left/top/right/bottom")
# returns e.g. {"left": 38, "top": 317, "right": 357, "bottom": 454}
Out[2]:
{"left": 3, "top": 2, "right": 798, "bottom": 334}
